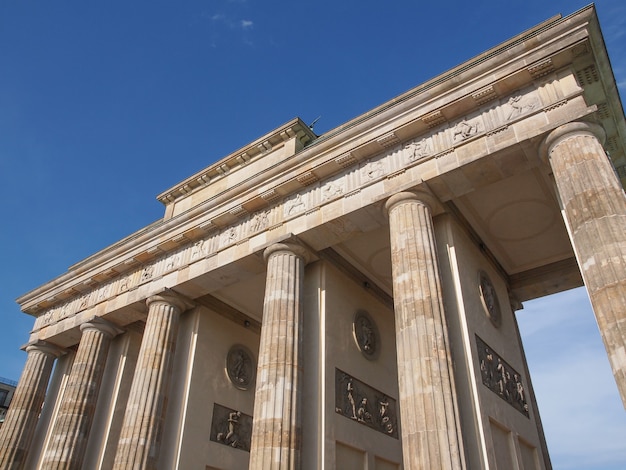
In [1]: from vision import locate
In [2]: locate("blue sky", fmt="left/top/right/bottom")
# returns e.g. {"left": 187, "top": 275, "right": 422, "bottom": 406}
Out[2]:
{"left": 1, "top": 1, "right": 625, "bottom": 468}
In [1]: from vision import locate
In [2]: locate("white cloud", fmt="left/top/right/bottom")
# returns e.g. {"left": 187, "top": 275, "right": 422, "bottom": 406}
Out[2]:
{"left": 241, "top": 20, "right": 253, "bottom": 29}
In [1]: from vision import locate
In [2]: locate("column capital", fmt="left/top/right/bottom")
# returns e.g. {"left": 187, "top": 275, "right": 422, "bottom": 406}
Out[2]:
{"left": 540, "top": 121, "right": 606, "bottom": 163}
{"left": 263, "top": 242, "right": 311, "bottom": 264}
{"left": 80, "top": 316, "right": 124, "bottom": 338}
{"left": 384, "top": 190, "right": 438, "bottom": 215}
{"left": 21, "top": 339, "right": 64, "bottom": 358}
{"left": 146, "top": 288, "right": 194, "bottom": 313}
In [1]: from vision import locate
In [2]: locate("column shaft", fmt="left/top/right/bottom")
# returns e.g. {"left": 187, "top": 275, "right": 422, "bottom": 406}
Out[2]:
{"left": 113, "top": 292, "right": 187, "bottom": 470}
{"left": 544, "top": 122, "right": 626, "bottom": 407}
{"left": 41, "top": 318, "right": 121, "bottom": 470}
{"left": 386, "top": 192, "right": 463, "bottom": 470}
{"left": 249, "top": 243, "right": 306, "bottom": 470}
{"left": 0, "top": 341, "right": 62, "bottom": 470}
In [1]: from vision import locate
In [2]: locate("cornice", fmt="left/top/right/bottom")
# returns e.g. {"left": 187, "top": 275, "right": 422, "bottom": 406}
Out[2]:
{"left": 156, "top": 118, "right": 317, "bottom": 205}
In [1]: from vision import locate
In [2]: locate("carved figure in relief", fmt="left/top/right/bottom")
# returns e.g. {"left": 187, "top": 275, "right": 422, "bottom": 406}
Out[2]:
{"left": 79, "top": 296, "right": 89, "bottom": 310}
{"left": 480, "top": 349, "right": 496, "bottom": 389}
{"left": 405, "top": 138, "right": 432, "bottom": 161}
{"left": 250, "top": 210, "right": 269, "bottom": 233}
{"left": 287, "top": 194, "right": 306, "bottom": 215}
{"left": 363, "top": 160, "right": 384, "bottom": 180}
{"left": 379, "top": 397, "right": 393, "bottom": 434}
{"left": 514, "top": 374, "right": 527, "bottom": 410}
{"left": 347, "top": 380, "right": 357, "bottom": 419}
{"left": 165, "top": 253, "right": 181, "bottom": 271}
{"left": 119, "top": 276, "right": 129, "bottom": 293}
{"left": 356, "top": 398, "right": 371, "bottom": 423}
{"left": 496, "top": 358, "right": 506, "bottom": 396}
{"left": 141, "top": 265, "right": 154, "bottom": 282}
{"left": 97, "top": 285, "right": 110, "bottom": 302}
{"left": 453, "top": 118, "right": 480, "bottom": 141}
{"left": 220, "top": 227, "right": 237, "bottom": 247}
{"left": 191, "top": 240, "right": 206, "bottom": 260}
{"left": 217, "top": 411, "right": 242, "bottom": 448}
{"left": 504, "top": 94, "right": 538, "bottom": 120}
{"left": 322, "top": 180, "right": 344, "bottom": 201}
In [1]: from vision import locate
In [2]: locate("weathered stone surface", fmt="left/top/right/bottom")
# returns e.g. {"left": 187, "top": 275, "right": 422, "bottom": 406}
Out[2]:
{"left": 113, "top": 291, "right": 190, "bottom": 470}
{"left": 543, "top": 122, "right": 626, "bottom": 408}
{"left": 41, "top": 317, "right": 122, "bottom": 470}
{"left": 385, "top": 191, "right": 463, "bottom": 470}
{"left": 0, "top": 341, "right": 63, "bottom": 470}
{"left": 249, "top": 243, "right": 307, "bottom": 469}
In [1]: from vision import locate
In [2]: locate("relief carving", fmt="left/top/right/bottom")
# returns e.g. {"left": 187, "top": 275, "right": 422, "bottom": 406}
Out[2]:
{"left": 361, "top": 160, "right": 385, "bottom": 180}
{"left": 322, "top": 180, "right": 345, "bottom": 201}
{"left": 453, "top": 117, "right": 481, "bottom": 142}
{"left": 249, "top": 210, "right": 269, "bottom": 234}
{"left": 164, "top": 252, "right": 182, "bottom": 271}
{"left": 476, "top": 336, "right": 529, "bottom": 417}
{"left": 191, "top": 239, "right": 207, "bottom": 260}
{"left": 220, "top": 226, "right": 238, "bottom": 247}
{"left": 210, "top": 403, "right": 252, "bottom": 452}
{"left": 353, "top": 310, "right": 380, "bottom": 360}
{"left": 140, "top": 265, "right": 154, "bottom": 282}
{"left": 335, "top": 369, "right": 398, "bottom": 438}
{"left": 285, "top": 193, "right": 307, "bottom": 216}
{"left": 404, "top": 138, "right": 433, "bottom": 162}
{"left": 478, "top": 270, "right": 501, "bottom": 328}
{"left": 504, "top": 94, "right": 539, "bottom": 121}
{"left": 118, "top": 276, "right": 130, "bottom": 293}
{"left": 226, "top": 345, "right": 256, "bottom": 390}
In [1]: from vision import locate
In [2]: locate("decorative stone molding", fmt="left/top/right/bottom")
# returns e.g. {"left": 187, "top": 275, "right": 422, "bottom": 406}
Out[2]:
{"left": 472, "top": 85, "right": 498, "bottom": 105}
{"left": 539, "top": 121, "right": 606, "bottom": 163}
{"left": 335, "top": 152, "right": 358, "bottom": 168}
{"left": 296, "top": 171, "right": 319, "bottom": 186}
{"left": 29, "top": 86, "right": 578, "bottom": 329}
{"left": 260, "top": 189, "right": 281, "bottom": 203}
{"left": 528, "top": 58, "right": 554, "bottom": 79}
{"left": 575, "top": 64, "right": 599, "bottom": 85}
{"left": 376, "top": 132, "right": 400, "bottom": 148}
{"left": 421, "top": 110, "right": 446, "bottom": 128}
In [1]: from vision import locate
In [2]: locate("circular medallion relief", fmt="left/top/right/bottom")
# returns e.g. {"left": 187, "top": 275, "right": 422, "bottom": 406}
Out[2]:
{"left": 353, "top": 310, "right": 380, "bottom": 360}
{"left": 478, "top": 271, "right": 502, "bottom": 328}
{"left": 226, "top": 345, "right": 256, "bottom": 390}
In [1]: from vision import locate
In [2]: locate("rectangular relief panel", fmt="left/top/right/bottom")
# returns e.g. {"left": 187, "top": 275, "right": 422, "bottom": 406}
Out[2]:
{"left": 335, "top": 368, "right": 398, "bottom": 439}
{"left": 476, "top": 335, "right": 529, "bottom": 417}
{"left": 209, "top": 403, "right": 253, "bottom": 452}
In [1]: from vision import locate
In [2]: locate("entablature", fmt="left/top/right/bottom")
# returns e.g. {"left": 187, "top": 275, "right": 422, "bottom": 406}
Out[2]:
{"left": 18, "top": 5, "right": 624, "bottom": 336}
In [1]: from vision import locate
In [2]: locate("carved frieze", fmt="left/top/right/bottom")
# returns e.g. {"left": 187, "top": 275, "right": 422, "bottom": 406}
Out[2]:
{"left": 33, "top": 84, "right": 563, "bottom": 331}
{"left": 361, "top": 159, "right": 386, "bottom": 181}
{"left": 284, "top": 192, "right": 308, "bottom": 217}
{"left": 452, "top": 117, "right": 482, "bottom": 143}
{"left": 335, "top": 369, "right": 398, "bottom": 438}
{"left": 321, "top": 178, "right": 345, "bottom": 201}
{"left": 210, "top": 403, "right": 253, "bottom": 452}
{"left": 476, "top": 336, "right": 529, "bottom": 417}
{"left": 503, "top": 94, "right": 540, "bottom": 121}
{"left": 404, "top": 137, "right": 433, "bottom": 163}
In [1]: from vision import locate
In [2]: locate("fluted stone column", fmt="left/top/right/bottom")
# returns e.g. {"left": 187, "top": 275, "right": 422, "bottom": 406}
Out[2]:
{"left": 41, "top": 317, "right": 122, "bottom": 470}
{"left": 0, "top": 340, "right": 63, "bottom": 470}
{"left": 542, "top": 121, "right": 626, "bottom": 408}
{"left": 249, "top": 243, "right": 307, "bottom": 469}
{"left": 113, "top": 291, "right": 191, "bottom": 470}
{"left": 385, "top": 191, "right": 463, "bottom": 470}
